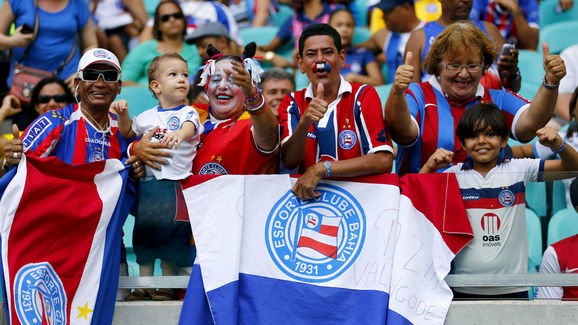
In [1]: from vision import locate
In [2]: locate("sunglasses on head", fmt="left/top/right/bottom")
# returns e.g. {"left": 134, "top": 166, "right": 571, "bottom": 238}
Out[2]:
{"left": 160, "top": 12, "right": 184, "bottom": 22}
{"left": 78, "top": 69, "right": 121, "bottom": 82}
{"left": 38, "top": 94, "right": 68, "bottom": 104}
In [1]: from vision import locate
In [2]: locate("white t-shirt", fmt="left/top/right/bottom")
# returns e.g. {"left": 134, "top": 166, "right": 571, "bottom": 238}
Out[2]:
{"left": 559, "top": 45, "right": 578, "bottom": 95}
{"left": 132, "top": 105, "right": 203, "bottom": 180}
{"left": 446, "top": 158, "right": 543, "bottom": 295}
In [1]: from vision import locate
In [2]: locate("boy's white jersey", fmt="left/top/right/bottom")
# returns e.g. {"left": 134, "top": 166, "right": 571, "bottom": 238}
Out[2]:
{"left": 446, "top": 158, "right": 544, "bottom": 295}
{"left": 132, "top": 105, "right": 203, "bottom": 180}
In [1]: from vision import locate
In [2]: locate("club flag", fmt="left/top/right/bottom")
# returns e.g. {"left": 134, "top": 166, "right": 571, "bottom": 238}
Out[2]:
{"left": 178, "top": 173, "right": 472, "bottom": 325}
{"left": 296, "top": 206, "right": 340, "bottom": 259}
{"left": 0, "top": 155, "right": 135, "bottom": 325}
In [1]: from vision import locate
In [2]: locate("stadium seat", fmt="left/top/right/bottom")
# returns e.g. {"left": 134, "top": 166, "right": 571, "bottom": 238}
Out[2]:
{"left": 517, "top": 50, "right": 543, "bottom": 99}
{"left": 116, "top": 86, "right": 157, "bottom": 118}
{"left": 353, "top": 27, "right": 371, "bottom": 45}
{"left": 526, "top": 208, "right": 543, "bottom": 272}
{"left": 526, "top": 179, "right": 567, "bottom": 219}
{"left": 517, "top": 81, "right": 540, "bottom": 101}
{"left": 354, "top": 0, "right": 369, "bottom": 26}
{"left": 240, "top": 26, "right": 279, "bottom": 46}
{"left": 295, "top": 70, "right": 310, "bottom": 90}
{"left": 374, "top": 83, "right": 393, "bottom": 108}
{"left": 547, "top": 208, "right": 578, "bottom": 246}
{"left": 123, "top": 215, "right": 163, "bottom": 276}
{"left": 539, "top": 21, "right": 578, "bottom": 54}
{"left": 539, "top": 0, "right": 578, "bottom": 28}
{"left": 144, "top": 0, "right": 160, "bottom": 17}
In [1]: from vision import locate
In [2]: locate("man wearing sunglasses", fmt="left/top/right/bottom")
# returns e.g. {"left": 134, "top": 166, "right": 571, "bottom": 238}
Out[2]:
{"left": 2, "top": 48, "right": 136, "bottom": 172}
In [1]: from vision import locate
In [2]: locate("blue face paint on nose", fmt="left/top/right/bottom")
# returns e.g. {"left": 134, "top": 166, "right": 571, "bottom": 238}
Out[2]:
{"left": 312, "top": 62, "right": 331, "bottom": 73}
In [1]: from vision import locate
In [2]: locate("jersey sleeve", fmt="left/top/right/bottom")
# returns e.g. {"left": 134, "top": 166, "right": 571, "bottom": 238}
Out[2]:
{"left": 21, "top": 109, "right": 67, "bottom": 158}
{"left": 401, "top": 83, "right": 424, "bottom": 147}
{"left": 490, "top": 89, "right": 531, "bottom": 141}
{"left": 278, "top": 93, "right": 302, "bottom": 144}
{"left": 358, "top": 85, "right": 393, "bottom": 154}
{"left": 183, "top": 106, "right": 204, "bottom": 137}
{"left": 535, "top": 245, "right": 564, "bottom": 299}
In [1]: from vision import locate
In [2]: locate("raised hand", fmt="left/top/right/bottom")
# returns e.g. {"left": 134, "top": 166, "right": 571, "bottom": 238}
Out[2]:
{"left": 4, "top": 124, "right": 23, "bottom": 168}
{"left": 303, "top": 83, "right": 328, "bottom": 125}
{"left": 536, "top": 126, "right": 564, "bottom": 149}
{"left": 393, "top": 51, "right": 415, "bottom": 94}
{"left": 542, "top": 42, "right": 566, "bottom": 86}
{"left": 421, "top": 148, "right": 454, "bottom": 173}
{"left": 110, "top": 99, "right": 129, "bottom": 116}
{"left": 228, "top": 61, "right": 257, "bottom": 98}
{"left": 0, "top": 95, "right": 22, "bottom": 120}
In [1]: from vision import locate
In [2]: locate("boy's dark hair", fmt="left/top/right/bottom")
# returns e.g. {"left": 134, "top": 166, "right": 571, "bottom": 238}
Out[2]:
{"left": 298, "top": 23, "right": 342, "bottom": 57}
{"left": 456, "top": 103, "right": 509, "bottom": 142}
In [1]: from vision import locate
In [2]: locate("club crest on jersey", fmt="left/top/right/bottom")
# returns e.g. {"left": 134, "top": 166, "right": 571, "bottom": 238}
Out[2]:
{"left": 198, "top": 162, "right": 228, "bottom": 175}
{"left": 338, "top": 130, "right": 357, "bottom": 150}
{"left": 14, "top": 262, "right": 67, "bottom": 325}
{"left": 89, "top": 150, "right": 105, "bottom": 162}
{"left": 265, "top": 183, "right": 366, "bottom": 283}
{"left": 498, "top": 189, "right": 515, "bottom": 207}
{"left": 167, "top": 116, "right": 180, "bottom": 131}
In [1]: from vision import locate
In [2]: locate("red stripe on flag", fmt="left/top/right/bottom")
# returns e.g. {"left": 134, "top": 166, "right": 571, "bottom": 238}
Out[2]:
{"left": 297, "top": 237, "right": 337, "bottom": 259}
{"left": 7, "top": 156, "right": 108, "bottom": 323}
{"left": 319, "top": 224, "right": 339, "bottom": 237}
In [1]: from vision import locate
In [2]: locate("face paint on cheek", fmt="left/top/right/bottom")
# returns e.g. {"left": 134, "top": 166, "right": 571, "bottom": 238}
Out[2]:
{"left": 312, "top": 62, "right": 331, "bottom": 73}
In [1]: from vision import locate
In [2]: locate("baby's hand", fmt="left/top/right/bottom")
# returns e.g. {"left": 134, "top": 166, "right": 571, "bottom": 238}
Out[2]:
{"left": 110, "top": 100, "right": 129, "bottom": 116}
{"left": 425, "top": 148, "right": 454, "bottom": 171}
{"left": 537, "top": 126, "right": 563, "bottom": 150}
{"left": 160, "top": 130, "right": 185, "bottom": 149}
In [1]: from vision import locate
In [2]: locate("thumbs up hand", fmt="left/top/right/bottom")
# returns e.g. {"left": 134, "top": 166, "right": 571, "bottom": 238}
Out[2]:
{"left": 4, "top": 124, "right": 23, "bottom": 169}
{"left": 393, "top": 51, "right": 415, "bottom": 95}
{"left": 542, "top": 42, "right": 566, "bottom": 87}
{"left": 303, "top": 82, "right": 329, "bottom": 125}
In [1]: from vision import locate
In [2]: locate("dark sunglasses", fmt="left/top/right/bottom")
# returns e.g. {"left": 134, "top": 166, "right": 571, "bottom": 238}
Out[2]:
{"left": 160, "top": 12, "right": 184, "bottom": 22}
{"left": 78, "top": 69, "right": 121, "bottom": 82}
{"left": 38, "top": 94, "right": 68, "bottom": 104}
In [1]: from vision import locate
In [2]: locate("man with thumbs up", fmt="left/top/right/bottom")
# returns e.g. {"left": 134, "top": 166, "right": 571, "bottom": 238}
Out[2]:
{"left": 278, "top": 23, "right": 394, "bottom": 200}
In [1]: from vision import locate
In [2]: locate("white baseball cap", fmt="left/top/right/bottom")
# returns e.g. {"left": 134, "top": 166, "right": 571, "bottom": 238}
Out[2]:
{"left": 77, "top": 48, "right": 121, "bottom": 73}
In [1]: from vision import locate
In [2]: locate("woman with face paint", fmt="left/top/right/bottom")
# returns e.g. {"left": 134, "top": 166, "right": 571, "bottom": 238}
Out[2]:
{"left": 132, "top": 42, "right": 280, "bottom": 175}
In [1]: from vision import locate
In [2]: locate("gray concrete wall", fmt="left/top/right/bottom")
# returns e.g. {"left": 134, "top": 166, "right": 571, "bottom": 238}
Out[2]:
{"left": 1, "top": 300, "right": 577, "bottom": 324}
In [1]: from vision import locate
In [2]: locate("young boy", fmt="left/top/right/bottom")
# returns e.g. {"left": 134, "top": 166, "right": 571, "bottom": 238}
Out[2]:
{"left": 420, "top": 102, "right": 578, "bottom": 299}
{"left": 113, "top": 53, "right": 203, "bottom": 301}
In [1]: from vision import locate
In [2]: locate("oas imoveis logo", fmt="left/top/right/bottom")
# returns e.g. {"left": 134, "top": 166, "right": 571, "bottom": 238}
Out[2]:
{"left": 265, "top": 183, "right": 366, "bottom": 283}
{"left": 14, "top": 262, "right": 67, "bottom": 325}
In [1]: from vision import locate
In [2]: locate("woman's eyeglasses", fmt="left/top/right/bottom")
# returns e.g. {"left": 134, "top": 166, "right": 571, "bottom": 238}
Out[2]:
{"left": 38, "top": 94, "right": 68, "bottom": 104}
{"left": 441, "top": 61, "right": 483, "bottom": 73}
{"left": 160, "top": 12, "right": 184, "bottom": 22}
{"left": 78, "top": 69, "right": 121, "bottom": 82}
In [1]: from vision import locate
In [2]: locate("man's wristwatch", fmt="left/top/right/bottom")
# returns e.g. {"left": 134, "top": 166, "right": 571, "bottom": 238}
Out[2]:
{"left": 264, "top": 51, "right": 275, "bottom": 61}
